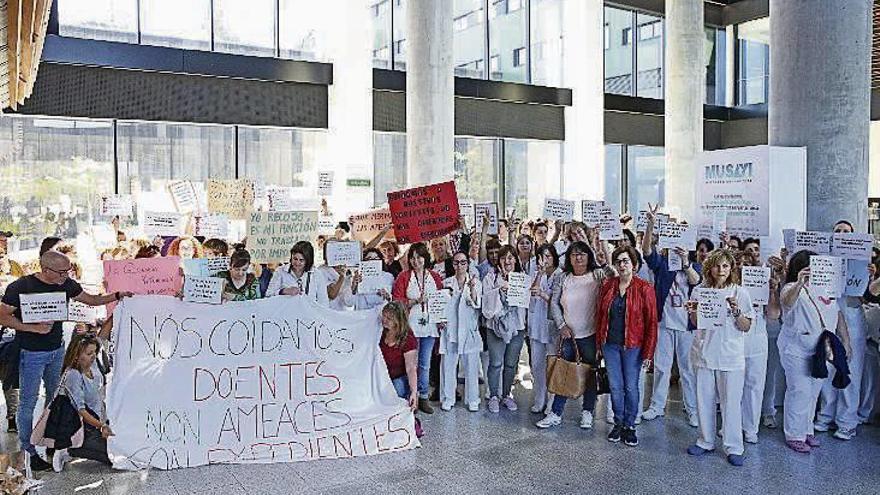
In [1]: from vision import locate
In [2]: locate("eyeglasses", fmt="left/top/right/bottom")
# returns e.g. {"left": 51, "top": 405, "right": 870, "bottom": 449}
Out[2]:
{"left": 614, "top": 258, "right": 632, "bottom": 266}
{"left": 45, "top": 265, "right": 73, "bottom": 277}
{"left": 452, "top": 260, "right": 469, "bottom": 266}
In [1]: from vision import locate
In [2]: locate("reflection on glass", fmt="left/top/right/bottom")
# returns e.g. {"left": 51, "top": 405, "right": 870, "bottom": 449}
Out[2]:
{"left": 280, "top": 0, "right": 329, "bottom": 61}
{"left": 213, "top": 0, "right": 276, "bottom": 57}
{"left": 140, "top": 0, "right": 211, "bottom": 50}
{"left": 58, "top": 0, "right": 138, "bottom": 43}
{"left": 454, "top": 138, "right": 500, "bottom": 203}
{"left": 737, "top": 17, "right": 770, "bottom": 105}
{"left": 604, "top": 144, "right": 623, "bottom": 214}
{"left": 371, "top": 0, "right": 392, "bottom": 68}
{"left": 489, "top": 0, "right": 528, "bottom": 82}
{"left": 392, "top": 0, "right": 407, "bottom": 70}
{"left": 373, "top": 133, "right": 407, "bottom": 205}
{"left": 705, "top": 27, "right": 726, "bottom": 105}
{"left": 530, "top": 0, "right": 564, "bottom": 87}
{"left": 454, "top": 0, "right": 486, "bottom": 78}
{"left": 636, "top": 13, "right": 663, "bottom": 99}
{"left": 504, "top": 139, "right": 563, "bottom": 219}
{"left": 238, "top": 126, "right": 325, "bottom": 187}
{"left": 604, "top": 6, "right": 633, "bottom": 95}
{"left": 626, "top": 146, "right": 665, "bottom": 214}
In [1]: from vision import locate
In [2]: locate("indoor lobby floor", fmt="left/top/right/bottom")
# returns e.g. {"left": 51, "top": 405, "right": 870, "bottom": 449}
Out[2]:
{"left": 19, "top": 378, "right": 880, "bottom": 495}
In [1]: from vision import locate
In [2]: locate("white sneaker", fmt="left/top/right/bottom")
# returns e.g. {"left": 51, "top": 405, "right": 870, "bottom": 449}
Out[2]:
{"left": 833, "top": 428, "right": 856, "bottom": 441}
{"left": 467, "top": 403, "right": 479, "bottom": 412}
{"left": 641, "top": 408, "right": 664, "bottom": 421}
{"left": 52, "top": 449, "right": 70, "bottom": 473}
{"left": 441, "top": 403, "right": 453, "bottom": 412}
{"left": 688, "top": 412, "right": 699, "bottom": 428}
{"left": 580, "top": 410, "right": 594, "bottom": 429}
{"left": 635, "top": 415, "right": 642, "bottom": 425}
{"left": 536, "top": 412, "right": 562, "bottom": 429}
{"left": 744, "top": 433, "right": 758, "bottom": 444}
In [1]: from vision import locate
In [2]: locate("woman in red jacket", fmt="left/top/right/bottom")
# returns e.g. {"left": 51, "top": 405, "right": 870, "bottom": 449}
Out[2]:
{"left": 596, "top": 245, "right": 658, "bottom": 447}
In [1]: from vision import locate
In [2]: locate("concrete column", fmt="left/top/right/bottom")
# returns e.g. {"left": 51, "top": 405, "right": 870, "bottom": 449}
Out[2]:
{"left": 769, "top": 0, "right": 871, "bottom": 231}
{"left": 664, "top": 0, "right": 704, "bottom": 220}
{"left": 406, "top": 0, "right": 454, "bottom": 186}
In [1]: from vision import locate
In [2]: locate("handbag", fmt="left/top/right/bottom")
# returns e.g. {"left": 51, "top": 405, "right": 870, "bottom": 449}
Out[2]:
{"left": 595, "top": 359, "right": 611, "bottom": 396}
{"left": 31, "top": 370, "right": 84, "bottom": 449}
{"left": 546, "top": 338, "right": 593, "bottom": 399}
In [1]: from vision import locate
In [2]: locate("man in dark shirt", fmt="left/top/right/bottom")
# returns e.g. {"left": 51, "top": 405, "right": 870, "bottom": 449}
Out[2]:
{"left": 0, "top": 251, "right": 131, "bottom": 471}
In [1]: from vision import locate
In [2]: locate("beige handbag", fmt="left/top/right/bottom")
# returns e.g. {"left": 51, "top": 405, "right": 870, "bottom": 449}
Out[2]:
{"left": 546, "top": 338, "right": 593, "bottom": 399}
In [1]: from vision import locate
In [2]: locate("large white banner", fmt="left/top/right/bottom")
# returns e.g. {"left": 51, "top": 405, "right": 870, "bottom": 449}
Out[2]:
{"left": 697, "top": 146, "right": 770, "bottom": 237}
{"left": 107, "top": 296, "right": 419, "bottom": 470}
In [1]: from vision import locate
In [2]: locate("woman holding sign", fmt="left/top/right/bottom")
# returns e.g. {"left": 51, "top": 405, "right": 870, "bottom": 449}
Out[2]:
{"left": 684, "top": 249, "right": 753, "bottom": 467}
{"left": 266, "top": 242, "right": 331, "bottom": 307}
{"left": 528, "top": 243, "right": 561, "bottom": 414}
{"left": 440, "top": 251, "right": 483, "bottom": 412}
{"left": 347, "top": 248, "right": 393, "bottom": 310}
{"left": 777, "top": 250, "right": 851, "bottom": 453}
{"left": 392, "top": 243, "right": 444, "bottom": 414}
{"left": 219, "top": 248, "right": 262, "bottom": 302}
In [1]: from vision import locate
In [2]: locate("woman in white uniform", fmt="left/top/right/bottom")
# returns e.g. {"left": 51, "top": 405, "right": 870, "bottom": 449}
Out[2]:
{"left": 685, "top": 249, "right": 753, "bottom": 467}
{"left": 528, "top": 243, "right": 561, "bottom": 414}
{"left": 778, "top": 250, "right": 851, "bottom": 453}
{"left": 345, "top": 248, "right": 393, "bottom": 311}
{"left": 265, "top": 241, "right": 331, "bottom": 307}
{"left": 440, "top": 251, "right": 483, "bottom": 411}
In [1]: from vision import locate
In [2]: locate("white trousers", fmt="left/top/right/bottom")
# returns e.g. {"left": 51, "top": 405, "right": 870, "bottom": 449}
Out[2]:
{"left": 648, "top": 326, "right": 697, "bottom": 415}
{"left": 857, "top": 343, "right": 879, "bottom": 423}
{"left": 529, "top": 340, "right": 553, "bottom": 410}
{"left": 742, "top": 353, "right": 768, "bottom": 438}
{"left": 761, "top": 334, "right": 785, "bottom": 417}
{"left": 781, "top": 352, "right": 826, "bottom": 441}
{"left": 440, "top": 352, "right": 481, "bottom": 408}
{"left": 695, "top": 367, "right": 744, "bottom": 456}
{"left": 816, "top": 306, "right": 866, "bottom": 431}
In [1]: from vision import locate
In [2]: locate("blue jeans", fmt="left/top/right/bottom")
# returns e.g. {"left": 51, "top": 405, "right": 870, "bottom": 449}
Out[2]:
{"left": 18, "top": 347, "right": 64, "bottom": 454}
{"left": 603, "top": 342, "right": 643, "bottom": 428}
{"left": 416, "top": 337, "right": 435, "bottom": 399}
{"left": 551, "top": 336, "right": 598, "bottom": 416}
{"left": 392, "top": 376, "right": 411, "bottom": 399}
{"left": 486, "top": 329, "right": 526, "bottom": 399}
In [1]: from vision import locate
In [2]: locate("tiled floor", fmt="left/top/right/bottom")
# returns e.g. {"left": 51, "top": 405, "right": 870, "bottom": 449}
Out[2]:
{"left": 13, "top": 376, "right": 880, "bottom": 495}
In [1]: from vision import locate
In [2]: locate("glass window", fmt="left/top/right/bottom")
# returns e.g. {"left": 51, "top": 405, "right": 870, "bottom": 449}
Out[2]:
{"left": 0, "top": 116, "right": 114, "bottom": 254}
{"left": 238, "top": 126, "right": 326, "bottom": 188}
{"left": 603, "top": 144, "right": 623, "bottom": 214}
{"left": 454, "top": 138, "right": 501, "bottom": 204}
{"left": 392, "top": 0, "right": 407, "bottom": 70}
{"left": 636, "top": 13, "right": 663, "bottom": 99}
{"left": 626, "top": 146, "right": 665, "bottom": 214}
{"left": 373, "top": 133, "right": 407, "bottom": 205}
{"left": 371, "top": 0, "right": 392, "bottom": 68}
{"left": 530, "top": 0, "right": 564, "bottom": 87}
{"left": 454, "top": 0, "right": 486, "bottom": 78}
{"left": 504, "top": 140, "right": 563, "bottom": 219}
{"left": 705, "top": 27, "right": 727, "bottom": 105}
{"left": 58, "top": 0, "right": 138, "bottom": 43}
{"left": 604, "top": 7, "right": 633, "bottom": 95}
{"left": 737, "top": 17, "right": 770, "bottom": 105}
{"left": 279, "top": 0, "right": 330, "bottom": 61}
{"left": 213, "top": 0, "right": 277, "bottom": 57}
{"left": 140, "top": 0, "right": 211, "bottom": 50}
{"left": 489, "top": 0, "right": 527, "bottom": 82}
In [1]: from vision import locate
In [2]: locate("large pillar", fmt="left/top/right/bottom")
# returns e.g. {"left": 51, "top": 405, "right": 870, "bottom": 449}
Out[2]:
{"left": 769, "top": 0, "right": 871, "bottom": 230}
{"left": 406, "top": 0, "right": 454, "bottom": 186}
{"left": 664, "top": 0, "right": 704, "bottom": 220}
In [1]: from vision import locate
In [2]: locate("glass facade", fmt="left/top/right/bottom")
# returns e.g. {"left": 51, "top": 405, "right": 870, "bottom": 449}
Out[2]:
{"left": 603, "top": 6, "right": 634, "bottom": 95}
{"left": 373, "top": 133, "right": 408, "bottom": 205}
{"left": 530, "top": 0, "right": 564, "bottom": 87}
{"left": 454, "top": 0, "right": 486, "bottom": 78}
{"left": 213, "top": 0, "right": 277, "bottom": 57}
{"left": 626, "top": 145, "right": 665, "bottom": 214}
{"left": 603, "top": 144, "right": 624, "bottom": 214}
{"left": 454, "top": 137, "right": 501, "bottom": 203}
{"left": 705, "top": 27, "right": 727, "bottom": 106}
{"left": 737, "top": 17, "right": 770, "bottom": 106}
{"left": 139, "top": 0, "right": 211, "bottom": 50}
{"left": 504, "top": 139, "right": 563, "bottom": 219}
{"left": 489, "top": 0, "right": 528, "bottom": 83}
{"left": 238, "top": 126, "right": 325, "bottom": 188}
{"left": 58, "top": 0, "right": 138, "bottom": 43}
{"left": 635, "top": 13, "right": 663, "bottom": 99}
{"left": 279, "top": 0, "right": 330, "bottom": 61}
{"left": 371, "top": 0, "right": 392, "bottom": 68}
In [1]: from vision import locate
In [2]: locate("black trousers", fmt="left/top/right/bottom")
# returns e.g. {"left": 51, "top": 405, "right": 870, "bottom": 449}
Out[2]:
{"left": 69, "top": 409, "right": 110, "bottom": 465}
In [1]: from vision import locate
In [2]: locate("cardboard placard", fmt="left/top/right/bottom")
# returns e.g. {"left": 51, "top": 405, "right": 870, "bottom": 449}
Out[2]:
{"left": 474, "top": 203, "right": 499, "bottom": 236}
{"left": 581, "top": 200, "right": 604, "bottom": 228}
{"left": 387, "top": 181, "right": 460, "bottom": 244}
{"left": 193, "top": 214, "right": 229, "bottom": 239}
{"left": 142, "top": 212, "right": 183, "bottom": 237}
{"left": 830, "top": 233, "right": 874, "bottom": 261}
{"left": 325, "top": 241, "right": 362, "bottom": 267}
{"left": 104, "top": 257, "right": 183, "bottom": 296}
{"left": 506, "top": 272, "right": 530, "bottom": 309}
{"left": 207, "top": 179, "right": 255, "bottom": 220}
{"left": 247, "top": 211, "right": 318, "bottom": 263}
{"left": 317, "top": 171, "right": 335, "bottom": 197}
{"left": 101, "top": 195, "right": 133, "bottom": 217}
{"left": 167, "top": 180, "right": 199, "bottom": 214}
{"left": 19, "top": 292, "right": 68, "bottom": 323}
{"left": 543, "top": 198, "right": 575, "bottom": 222}
{"left": 182, "top": 276, "right": 225, "bottom": 305}
{"left": 598, "top": 205, "right": 623, "bottom": 241}
{"left": 742, "top": 266, "right": 771, "bottom": 305}
{"left": 349, "top": 208, "right": 394, "bottom": 243}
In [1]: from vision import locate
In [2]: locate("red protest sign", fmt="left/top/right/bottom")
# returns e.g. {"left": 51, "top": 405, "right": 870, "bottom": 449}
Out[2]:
{"left": 387, "top": 181, "right": 460, "bottom": 244}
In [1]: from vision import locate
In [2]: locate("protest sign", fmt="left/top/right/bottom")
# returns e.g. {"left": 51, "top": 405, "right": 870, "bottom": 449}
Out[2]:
{"left": 582, "top": 201, "right": 604, "bottom": 228}
{"left": 325, "top": 241, "right": 362, "bottom": 267}
{"left": 658, "top": 223, "right": 696, "bottom": 251}
{"left": 101, "top": 195, "right": 133, "bottom": 217}
{"left": 68, "top": 300, "right": 107, "bottom": 325}
{"left": 349, "top": 208, "right": 394, "bottom": 243}
{"left": 782, "top": 229, "right": 796, "bottom": 254}
{"left": 266, "top": 186, "right": 295, "bottom": 212}
{"left": 247, "top": 211, "right": 318, "bottom": 263}
{"left": 387, "top": 181, "right": 460, "bottom": 244}
{"left": 795, "top": 231, "right": 832, "bottom": 255}
{"left": 635, "top": 211, "right": 649, "bottom": 233}
{"left": 697, "top": 147, "right": 770, "bottom": 236}
{"left": 742, "top": 266, "right": 771, "bottom": 305}
{"left": 598, "top": 206, "right": 623, "bottom": 241}
{"left": 428, "top": 290, "right": 450, "bottom": 324}
{"left": 317, "top": 171, "right": 335, "bottom": 197}
{"left": 759, "top": 236, "right": 781, "bottom": 264}
{"left": 458, "top": 202, "right": 474, "bottom": 230}
{"left": 475, "top": 203, "right": 499, "bottom": 236}
{"left": 358, "top": 260, "right": 386, "bottom": 294}
{"left": 506, "top": 272, "right": 530, "bottom": 309}
{"left": 168, "top": 180, "right": 199, "bottom": 214}
{"left": 19, "top": 292, "right": 68, "bottom": 323}
{"left": 668, "top": 254, "right": 683, "bottom": 272}
{"left": 107, "top": 296, "right": 418, "bottom": 470}
{"left": 104, "top": 257, "right": 183, "bottom": 296}
{"left": 208, "top": 179, "right": 255, "bottom": 220}
{"left": 183, "top": 258, "right": 229, "bottom": 277}
{"left": 696, "top": 288, "right": 725, "bottom": 329}
{"left": 809, "top": 255, "right": 844, "bottom": 298}
{"left": 183, "top": 276, "right": 225, "bottom": 305}
{"left": 844, "top": 260, "right": 871, "bottom": 297}
{"left": 543, "top": 199, "right": 575, "bottom": 222}
{"left": 142, "top": 212, "right": 183, "bottom": 237}
{"left": 830, "top": 233, "right": 874, "bottom": 261}
{"left": 193, "top": 215, "right": 229, "bottom": 239}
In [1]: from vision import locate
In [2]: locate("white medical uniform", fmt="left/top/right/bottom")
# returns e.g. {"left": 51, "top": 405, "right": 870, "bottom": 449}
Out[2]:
{"left": 648, "top": 271, "right": 697, "bottom": 416}
{"left": 440, "top": 275, "right": 483, "bottom": 409}
{"left": 742, "top": 304, "right": 768, "bottom": 440}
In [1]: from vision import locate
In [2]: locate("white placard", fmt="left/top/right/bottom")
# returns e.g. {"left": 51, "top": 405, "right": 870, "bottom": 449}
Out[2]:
{"left": 205, "top": 257, "right": 230, "bottom": 274}
{"left": 459, "top": 202, "right": 475, "bottom": 230}
{"left": 68, "top": 300, "right": 107, "bottom": 324}
{"left": 635, "top": 211, "right": 649, "bottom": 232}
{"left": 325, "top": 241, "right": 362, "bottom": 267}
{"left": 358, "top": 259, "right": 386, "bottom": 294}
{"left": 668, "top": 253, "right": 683, "bottom": 272}
{"left": 506, "top": 272, "right": 530, "bottom": 309}
{"left": 696, "top": 287, "right": 725, "bottom": 329}
{"left": 266, "top": 186, "right": 296, "bottom": 212}
{"left": 830, "top": 233, "right": 874, "bottom": 261}
{"left": 598, "top": 206, "right": 623, "bottom": 241}
{"left": 428, "top": 290, "right": 451, "bottom": 324}
{"left": 697, "top": 147, "right": 770, "bottom": 236}
{"left": 143, "top": 212, "right": 184, "bottom": 237}
{"left": 782, "top": 229, "right": 796, "bottom": 254}
{"left": 843, "top": 260, "right": 871, "bottom": 297}
{"left": 581, "top": 200, "right": 604, "bottom": 228}
{"left": 19, "top": 292, "right": 68, "bottom": 323}
{"left": 193, "top": 214, "right": 229, "bottom": 239}
{"left": 318, "top": 171, "right": 335, "bottom": 197}
{"left": 809, "top": 255, "right": 844, "bottom": 298}
{"left": 475, "top": 203, "right": 499, "bottom": 236}
{"left": 742, "top": 266, "right": 771, "bottom": 305}
{"left": 795, "top": 231, "right": 832, "bottom": 255}
{"left": 168, "top": 180, "right": 198, "bottom": 214}
{"left": 658, "top": 222, "right": 697, "bottom": 251}
{"left": 543, "top": 198, "right": 575, "bottom": 222}
{"left": 182, "top": 276, "right": 224, "bottom": 305}
{"left": 101, "top": 195, "right": 133, "bottom": 217}
{"left": 758, "top": 236, "right": 781, "bottom": 264}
